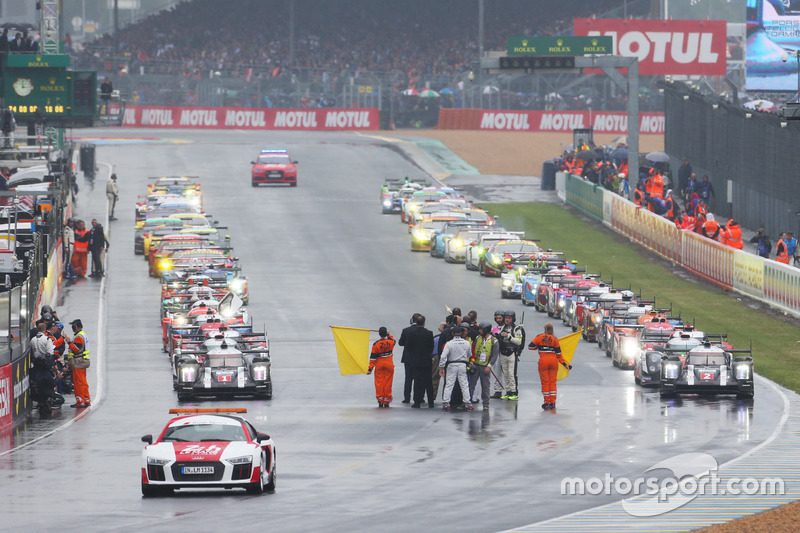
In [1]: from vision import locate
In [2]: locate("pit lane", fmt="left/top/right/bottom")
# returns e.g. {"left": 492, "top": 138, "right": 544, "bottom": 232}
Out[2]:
{"left": 0, "top": 129, "right": 785, "bottom": 533}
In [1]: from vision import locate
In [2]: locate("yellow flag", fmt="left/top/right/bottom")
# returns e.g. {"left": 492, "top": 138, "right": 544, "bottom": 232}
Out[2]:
{"left": 556, "top": 330, "right": 582, "bottom": 381}
{"left": 330, "top": 326, "right": 371, "bottom": 375}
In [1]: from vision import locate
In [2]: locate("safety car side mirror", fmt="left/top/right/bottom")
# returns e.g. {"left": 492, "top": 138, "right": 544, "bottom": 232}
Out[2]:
{"left": 141, "top": 434, "right": 153, "bottom": 445}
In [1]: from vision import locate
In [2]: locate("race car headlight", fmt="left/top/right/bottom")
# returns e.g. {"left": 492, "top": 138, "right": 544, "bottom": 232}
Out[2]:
{"left": 227, "top": 456, "right": 253, "bottom": 465}
{"left": 593, "top": 314, "right": 603, "bottom": 325}
{"left": 382, "top": 199, "right": 392, "bottom": 207}
{"left": 489, "top": 254, "right": 501, "bottom": 266}
{"left": 621, "top": 343, "right": 638, "bottom": 360}
{"left": 502, "top": 278, "right": 514, "bottom": 287}
{"left": 663, "top": 363, "right": 680, "bottom": 379}
{"left": 174, "top": 315, "right": 187, "bottom": 326}
{"left": 179, "top": 363, "right": 199, "bottom": 383}
{"left": 229, "top": 279, "right": 245, "bottom": 294}
{"left": 558, "top": 299, "right": 566, "bottom": 308}
{"left": 648, "top": 365, "right": 658, "bottom": 373}
{"left": 452, "top": 239, "right": 463, "bottom": 248}
{"left": 190, "top": 197, "right": 201, "bottom": 208}
{"left": 409, "top": 204, "right": 419, "bottom": 212}
{"left": 411, "top": 228, "right": 427, "bottom": 241}
{"left": 734, "top": 363, "right": 751, "bottom": 380}
{"left": 147, "top": 457, "right": 170, "bottom": 466}
{"left": 252, "top": 363, "right": 269, "bottom": 381}
{"left": 160, "top": 260, "right": 172, "bottom": 271}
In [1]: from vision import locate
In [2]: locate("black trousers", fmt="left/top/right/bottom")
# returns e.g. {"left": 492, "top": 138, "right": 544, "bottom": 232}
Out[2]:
{"left": 412, "top": 365, "right": 434, "bottom": 405}
{"left": 90, "top": 250, "right": 103, "bottom": 275}
{"left": 403, "top": 361, "right": 414, "bottom": 401}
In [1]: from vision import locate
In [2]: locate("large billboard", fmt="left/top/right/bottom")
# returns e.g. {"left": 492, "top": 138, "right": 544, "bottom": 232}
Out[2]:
{"left": 746, "top": 0, "right": 800, "bottom": 90}
{"left": 573, "top": 19, "right": 728, "bottom": 76}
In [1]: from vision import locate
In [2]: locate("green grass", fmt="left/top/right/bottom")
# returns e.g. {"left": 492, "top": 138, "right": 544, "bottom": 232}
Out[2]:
{"left": 487, "top": 202, "right": 800, "bottom": 394}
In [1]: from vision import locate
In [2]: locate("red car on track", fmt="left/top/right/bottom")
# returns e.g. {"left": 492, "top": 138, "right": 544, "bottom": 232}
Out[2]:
{"left": 251, "top": 149, "right": 298, "bottom": 187}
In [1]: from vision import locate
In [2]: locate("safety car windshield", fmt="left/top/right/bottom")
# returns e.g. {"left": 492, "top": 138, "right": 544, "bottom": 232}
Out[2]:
{"left": 162, "top": 423, "right": 246, "bottom": 442}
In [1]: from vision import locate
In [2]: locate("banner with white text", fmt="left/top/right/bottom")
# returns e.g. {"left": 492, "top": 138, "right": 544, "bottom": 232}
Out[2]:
{"left": 122, "top": 106, "right": 380, "bottom": 130}
{"left": 437, "top": 109, "right": 664, "bottom": 134}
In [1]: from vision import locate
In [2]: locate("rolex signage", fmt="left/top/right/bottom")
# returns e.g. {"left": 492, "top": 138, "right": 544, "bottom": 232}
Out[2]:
{"left": 507, "top": 36, "right": 612, "bottom": 56}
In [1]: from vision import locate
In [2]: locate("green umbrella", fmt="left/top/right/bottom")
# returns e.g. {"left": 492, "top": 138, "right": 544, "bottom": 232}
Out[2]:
{"left": 418, "top": 89, "right": 440, "bottom": 98}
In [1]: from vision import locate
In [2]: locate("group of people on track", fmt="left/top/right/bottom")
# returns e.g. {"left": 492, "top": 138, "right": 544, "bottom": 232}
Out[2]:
{"left": 367, "top": 309, "right": 572, "bottom": 412}
{"left": 29, "top": 306, "right": 92, "bottom": 409}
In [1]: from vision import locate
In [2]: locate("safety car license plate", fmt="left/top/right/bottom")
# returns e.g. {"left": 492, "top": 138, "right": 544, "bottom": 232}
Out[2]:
{"left": 267, "top": 171, "right": 281, "bottom": 177}
{"left": 182, "top": 466, "right": 214, "bottom": 474}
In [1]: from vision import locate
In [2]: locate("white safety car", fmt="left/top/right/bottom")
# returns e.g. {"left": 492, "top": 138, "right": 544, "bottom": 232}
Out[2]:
{"left": 141, "top": 408, "right": 276, "bottom": 496}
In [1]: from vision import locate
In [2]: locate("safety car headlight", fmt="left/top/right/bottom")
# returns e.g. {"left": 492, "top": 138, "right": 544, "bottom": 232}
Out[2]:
{"left": 252, "top": 363, "right": 269, "bottom": 381}
{"left": 227, "top": 456, "right": 253, "bottom": 465}
{"left": 179, "top": 364, "right": 199, "bottom": 383}
{"left": 733, "top": 363, "right": 751, "bottom": 380}
{"left": 147, "top": 457, "right": 170, "bottom": 466}
{"left": 663, "top": 363, "right": 680, "bottom": 379}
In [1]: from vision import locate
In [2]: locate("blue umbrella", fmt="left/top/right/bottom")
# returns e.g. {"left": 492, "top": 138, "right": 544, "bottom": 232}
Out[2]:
{"left": 439, "top": 87, "right": 455, "bottom": 95}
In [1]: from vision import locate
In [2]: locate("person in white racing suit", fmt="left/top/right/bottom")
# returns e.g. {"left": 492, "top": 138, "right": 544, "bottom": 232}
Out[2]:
{"left": 439, "top": 323, "right": 474, "bottom": 412}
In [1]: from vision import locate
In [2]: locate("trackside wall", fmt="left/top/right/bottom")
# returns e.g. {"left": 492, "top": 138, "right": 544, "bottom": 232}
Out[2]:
{"left": 121, "top": 106, "right": 380, "bottom": 130}
{"left": 561, "top": 172, "right": 800, "bottom": 318}
{"left": 436, "top": 109, "right": 665, "bottom": 134}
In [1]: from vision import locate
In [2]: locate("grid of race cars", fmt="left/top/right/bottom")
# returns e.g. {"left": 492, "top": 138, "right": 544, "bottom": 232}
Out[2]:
{"left": 381, "top": 177, "right": 755, "bottom": 400}
{"left": 135, "top": 175, "right": 276, "bottom": 496}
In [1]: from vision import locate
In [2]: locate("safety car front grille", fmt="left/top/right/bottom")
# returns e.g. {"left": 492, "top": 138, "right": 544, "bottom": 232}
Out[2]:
{"left": 232, "top": 463, "right": 252, "bottom": 480}
{"left": 171, "top": 461, "right": 224, "bottom": 481}
{"left": 147, "top": 464, "right": 166, "bottom": 481}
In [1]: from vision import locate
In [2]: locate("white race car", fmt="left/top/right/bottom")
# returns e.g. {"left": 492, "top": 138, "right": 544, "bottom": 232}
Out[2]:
{"left": 464, "top": 231, "right": 524, "bottom": 271}
{"left": 443, "top": 227, "right": 495, "bottom": 263}
{"left": 141, "top": 408, "right": 276, "bottom": 496}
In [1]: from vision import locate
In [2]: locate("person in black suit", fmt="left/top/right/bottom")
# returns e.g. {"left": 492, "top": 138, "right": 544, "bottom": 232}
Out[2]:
{"left": 9, "top": 32, "right": 23, "bottom": 52}
{"left": 403, "top": 314, "right": 435, "bottom": 408}
{"left": 397, "top": 313, "right": 421, "bottom": 403}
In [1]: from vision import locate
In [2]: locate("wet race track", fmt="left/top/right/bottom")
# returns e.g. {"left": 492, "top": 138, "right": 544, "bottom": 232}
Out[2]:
{"left": 0, "top": 129, "right": 786, "bottom": 532}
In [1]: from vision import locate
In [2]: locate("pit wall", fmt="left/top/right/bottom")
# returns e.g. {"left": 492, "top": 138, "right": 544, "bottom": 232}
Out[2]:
{"left": 560, "top": 172, "right": 800, "bottom": 318}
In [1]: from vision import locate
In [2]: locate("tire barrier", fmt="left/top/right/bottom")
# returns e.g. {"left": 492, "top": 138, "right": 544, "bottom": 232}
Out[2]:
{"left": 562, "top": 173, "right": 800, "bottom": 318}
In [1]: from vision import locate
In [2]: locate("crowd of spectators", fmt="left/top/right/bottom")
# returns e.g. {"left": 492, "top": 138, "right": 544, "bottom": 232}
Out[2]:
{"left": 69, "top": 0, "right": 647, "bottom": 109}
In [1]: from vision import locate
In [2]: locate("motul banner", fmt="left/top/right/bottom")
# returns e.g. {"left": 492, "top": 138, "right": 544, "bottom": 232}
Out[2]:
{"left": 437, "top": 109, "right": 664, "bottom": 134}
{"left": 573, "top": 19, "right": 727, "bottom": 76}
{"left": 0, "top": 364, "right": 11, "bottom": 432}
{"left": 122, "top": 106, "right": 380, "bottom": 130}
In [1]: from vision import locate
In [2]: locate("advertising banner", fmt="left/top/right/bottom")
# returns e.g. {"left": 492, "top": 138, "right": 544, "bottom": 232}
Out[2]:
{"left": 764, "top": 262, "right": 800, "bottom": 314}
{"left": 746, "top": 0, "right": 800, "bottom": 90}
{"left": 573, "top": 18, "right": 728, "bottom": 76}
{"left": 437, "top": 109, "right": 664, "bottom": 134}
{"left": 122, "top": 106, "right": 380, "bottom": 131}
{"left": 12, "top": 352, "right": 30, "bottom": 427}
{"left": 732, "top": 250, "right": 765, "bottom": 299}
{"left": 610, "top": 196, "right": 683, "bottom": 263}
{"left": 0, "top": 364, "right": 11, "bottom": 431}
